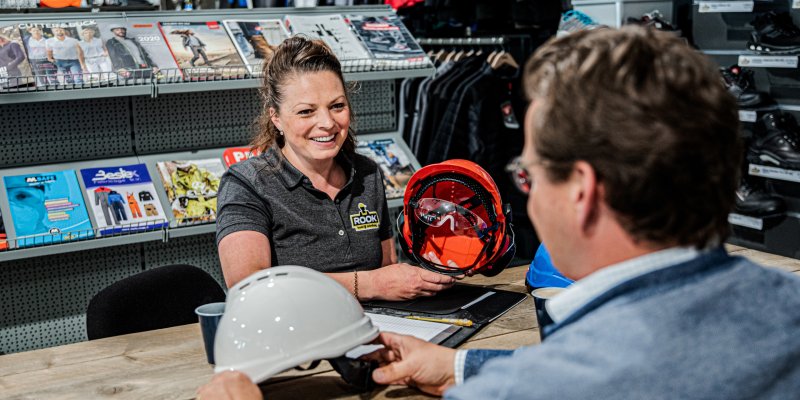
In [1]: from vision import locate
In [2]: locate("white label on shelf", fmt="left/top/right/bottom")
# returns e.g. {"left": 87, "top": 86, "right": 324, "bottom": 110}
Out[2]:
{"left": 738, "top": 55, "right": 799, "bottom": 68}
{"left": 697, "top": 1, "right": 754, "bottom": 12}
{"left": 748, "top": 163, "right": 800, "bottom": 183}
{"left": 739, "top": 110, "right": 757, "bottom": 122}
{"left": 728, "top": 213, "right": 764, "bottom": 230}
{"left": 793, "top": 0, "right": 800, "bottom": 9}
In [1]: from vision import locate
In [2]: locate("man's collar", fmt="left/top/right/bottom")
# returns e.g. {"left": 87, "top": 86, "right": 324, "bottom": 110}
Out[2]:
{"left": 546, "top": 246, "right": 702, "bottom": 324}
{"left": 265, "top": 146, "right": 355, "bottom": 189}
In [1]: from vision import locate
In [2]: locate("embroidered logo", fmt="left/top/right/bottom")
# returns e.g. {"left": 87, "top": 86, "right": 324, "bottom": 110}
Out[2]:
{"left": 350, "top": 202, "right": 380, "bottom": 231}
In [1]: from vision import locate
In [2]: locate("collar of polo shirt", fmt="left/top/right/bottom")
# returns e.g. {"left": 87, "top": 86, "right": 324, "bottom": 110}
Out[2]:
{"left": 265, "top": 146, "right": 356, "bottom": 189}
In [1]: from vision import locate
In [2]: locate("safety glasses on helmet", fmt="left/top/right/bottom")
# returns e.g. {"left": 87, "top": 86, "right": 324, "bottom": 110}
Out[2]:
{"left": 413, "top": 198, "right": 489, "bottom": 238}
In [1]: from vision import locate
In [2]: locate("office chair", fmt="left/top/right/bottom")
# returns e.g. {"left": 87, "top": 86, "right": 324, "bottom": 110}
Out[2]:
{"left": 86, "top": 264, "right": 226, "bottom": 340}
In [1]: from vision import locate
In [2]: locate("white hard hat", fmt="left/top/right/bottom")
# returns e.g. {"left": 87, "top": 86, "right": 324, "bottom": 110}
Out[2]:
{"left": 213, "top": 266, "right": 379, "bottom": 383}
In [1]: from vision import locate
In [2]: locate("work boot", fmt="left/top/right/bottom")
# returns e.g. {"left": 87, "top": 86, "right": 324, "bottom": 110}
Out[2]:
{"left": 748, "top": 112, "right": 800, "bottom": 169}
{"left": 734, "top": 178, "right": 785, "bottom": 216}
{"left": 720, "top": 65, "right": 764, "bottom": 108}
{"left": 747, "top": 11, "right": 800, "bottom": 54}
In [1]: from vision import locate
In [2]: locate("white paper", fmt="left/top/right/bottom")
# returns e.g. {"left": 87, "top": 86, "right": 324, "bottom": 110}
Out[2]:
{"left": 345, "top": 313, "right": 452, "bottom": 358}
{"left": 728, "top": 213, "right": 764, "bottom": 230}
{"left": 739, "top": 110, "right": 757, "bottom": 123}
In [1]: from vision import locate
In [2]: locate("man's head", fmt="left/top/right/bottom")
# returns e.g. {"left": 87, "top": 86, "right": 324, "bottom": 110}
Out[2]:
{"left": 520, "top": 26, "right": 741, "bottom": 278}
{"left": 52, "top": 27, "right": 65, "bottom": 38}
{"left": 0, "top": 33, "right": 8, "bottom": 45}
{"left": 110, "top": 26, "right": 127, "bottom": 37}
{"left": 28, "top": 27, "right": 42, "bottom": 38}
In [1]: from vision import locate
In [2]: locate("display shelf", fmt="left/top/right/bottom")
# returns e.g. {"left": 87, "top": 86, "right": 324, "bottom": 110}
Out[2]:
{"left": 0, "top": 230, "right": 165, "bottom": 263}
{"left": 168, "top": 223, "right": 216, "bottom": 239}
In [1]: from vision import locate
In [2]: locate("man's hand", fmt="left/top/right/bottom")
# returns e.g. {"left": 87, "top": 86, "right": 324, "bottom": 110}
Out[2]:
{"left": 364, "top": 332, "right": 457, "bottom": 396}
{"left": 363, "top": 263, "right": 455, "bottom": 300}
{"left": 196, "top": 371, "right": 261, "bottom": 400}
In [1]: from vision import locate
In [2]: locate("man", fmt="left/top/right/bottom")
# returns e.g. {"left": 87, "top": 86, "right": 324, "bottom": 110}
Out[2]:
{"left": 197, "top": 26, "right": 800, "bottom": 399}
{"left": 0, "top": 32, "right": 26, "bottom": 87}
{"left": 46, "top": 27, "right": 85, "bottom": 84}
{"left": 178, "top": 29, "right": 209, "bottom": 67}
{"left": 105, "top": 25, "right": 159, "bottom": 79}
{"left": 23, "top": 26, "right": 57, "bottom": 85}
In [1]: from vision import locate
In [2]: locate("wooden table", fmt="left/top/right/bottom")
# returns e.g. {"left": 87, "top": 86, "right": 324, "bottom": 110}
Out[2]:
{"left": 0, "top": 266, "right": 537, "bottom": 400}
{"left": 2, "top": 245, "right": 798, "bottom": 400}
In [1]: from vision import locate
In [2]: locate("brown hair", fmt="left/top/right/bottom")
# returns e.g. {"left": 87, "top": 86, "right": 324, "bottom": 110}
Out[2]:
{"left": 523, "top": 26, "right": 742, "bottom": 248}
{"left": 252, "top": 35, "right": 356, "bottom": 154}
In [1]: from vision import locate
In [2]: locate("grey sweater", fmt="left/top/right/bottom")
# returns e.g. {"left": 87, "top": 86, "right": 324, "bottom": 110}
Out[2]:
{"left": 446, "top": 249, "right": 800, "bottom": 399}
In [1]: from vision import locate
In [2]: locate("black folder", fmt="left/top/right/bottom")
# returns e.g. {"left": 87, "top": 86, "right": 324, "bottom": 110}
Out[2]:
{"left": 363, "top": 283, "right": 527, "bottom": 348}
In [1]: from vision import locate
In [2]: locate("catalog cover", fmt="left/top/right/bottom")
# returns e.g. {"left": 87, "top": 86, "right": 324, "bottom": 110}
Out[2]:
{"left": 17, "top": 20, "right": 115, "bottom": 86}
{"left": 222, "top": 20, "right": 287, "bottom": 76}
{"left": 0, "top": 22, "right": 33, "bottom": 90}
{"left": 355, "top": 138, "right": 415, "bottom": 199}
{"left": 223, "top": 147, "right": 262, "bottom": 167}
{"left": 346, "top": 15, "right": 426, "bottom": 66}
{"left": 283, "top": 14, "right": 371, "bottom": 66}
{"left": 80, "top": 164, "right": 169, "bottom": 236}
{"left": 156, "top": 159, "right": 224, "bottom": 225}
{"left": 3, "top": 170, "right": 94, "bottom": 247}
{"left": 159, "top": 21, "right": 245, "bottom": 80}
{"left": 96, "top": 21, "right": 181, "bottom": 82}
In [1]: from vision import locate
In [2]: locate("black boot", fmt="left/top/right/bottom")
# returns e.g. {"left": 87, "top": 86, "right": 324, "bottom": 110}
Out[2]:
{"left": 720, "top": 65, "right": 763, "bottom": 108}
{"left": 748, "top": 112, "right": 800, "bottom": 169}
{"left": 734, "top": 178, "right": 785, "bottom": 217}
{"left": 747, "top": 11, "right": 800, "bottom": 54}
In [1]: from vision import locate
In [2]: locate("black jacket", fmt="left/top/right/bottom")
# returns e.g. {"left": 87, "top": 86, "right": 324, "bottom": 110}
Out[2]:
{"left": 106, "top": 37, "right": 156, "bottom": 70}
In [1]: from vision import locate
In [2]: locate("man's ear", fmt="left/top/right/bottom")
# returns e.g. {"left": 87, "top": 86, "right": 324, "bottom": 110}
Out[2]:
{"left": 570, "top": 161, "right": 600, "bottom": 233}
{"left": 269, "top": 107, "right": 282, "bottom": 132}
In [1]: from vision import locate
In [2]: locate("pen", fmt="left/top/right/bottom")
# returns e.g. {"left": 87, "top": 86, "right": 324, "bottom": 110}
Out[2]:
{"left": 405, "top": 316, "right": 474, "bottom": 327}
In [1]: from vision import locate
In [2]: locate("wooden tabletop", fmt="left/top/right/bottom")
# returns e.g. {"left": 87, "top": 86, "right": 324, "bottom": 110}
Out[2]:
{"left": 1, "top": 245, "right": 797, "bottom": 400}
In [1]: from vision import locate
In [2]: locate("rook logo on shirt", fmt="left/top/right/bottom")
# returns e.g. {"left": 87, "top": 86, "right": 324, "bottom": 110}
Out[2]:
{"left": 350, "top": 202, "right": 379, "bottom": 231}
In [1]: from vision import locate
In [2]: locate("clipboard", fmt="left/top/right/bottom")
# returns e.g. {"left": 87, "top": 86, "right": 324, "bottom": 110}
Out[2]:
{"left": 362, "top": 283, "right": 527, "bottom": 348}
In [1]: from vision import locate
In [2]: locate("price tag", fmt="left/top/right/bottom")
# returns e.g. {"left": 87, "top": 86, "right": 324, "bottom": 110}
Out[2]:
{"left": 697, "top": 1, "right": 754, "bottom": 12}
{"left": 793, "top": 0, "right": 800, "bottom": 8}
{"left": 738, "top": 55, "right": 799, "bottom": 68}
{"left": 738, "top": 110, "right": 757, "bottom": 122}
{"left": 728, "top": 213, "right": 764, "bottom": 230}
{"left": 749, "top": 163, "right": 800, "bottom": 183}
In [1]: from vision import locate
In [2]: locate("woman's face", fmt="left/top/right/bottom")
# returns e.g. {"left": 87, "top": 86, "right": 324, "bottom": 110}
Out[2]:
{"left": 271, "top": 70, "right": 350, "bottom": 165}
{"left": 82, "top": 29, "right": 95, "bottom": 41}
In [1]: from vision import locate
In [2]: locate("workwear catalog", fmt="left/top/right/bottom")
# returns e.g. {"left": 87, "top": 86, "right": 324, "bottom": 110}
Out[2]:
{"left": 156, "top": 159, "right": 224, "bottom": 225}
{"left": 80, "top": 164, "right": 168, "bottom": 236}
{"left": 4, "top": 170, "right": 94, "bottom": 247}
{"left": 222, "top": 19, "right": 288, "bottom": 76}
{"left": 283, "top": 14, "right": 371, "bottom": 66}
{"left": 95, "top": 21, "right": 181, "bottom": 82}
{"left": 355, "top": 138, "right": 415, "bottom": 199}
{"left": 346, "top": 14, "right": 426, "bottom": 66}
{"left": 0, "top": 22, "right": 33, "bottom": 89}
{"left": 159, "top": 21, "right": 245, "bottom": 80}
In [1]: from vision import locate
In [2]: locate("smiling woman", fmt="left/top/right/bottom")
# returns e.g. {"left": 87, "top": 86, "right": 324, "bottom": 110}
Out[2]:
{"left": 215, "top": 36, "right": 455, "bottom": 301}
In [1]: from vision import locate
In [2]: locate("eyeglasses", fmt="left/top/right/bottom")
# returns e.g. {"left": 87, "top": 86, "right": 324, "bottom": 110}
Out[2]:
{"left": 413, "top": 198, "right": 489, "bottom": 238}
{"left": 505, "top": 156, "right": 534, "bottom": 194}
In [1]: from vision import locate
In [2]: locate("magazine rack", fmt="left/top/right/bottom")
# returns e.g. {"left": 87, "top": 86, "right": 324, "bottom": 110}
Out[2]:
{"left": 0, "top": 5, "right": 429, "bottom": 354}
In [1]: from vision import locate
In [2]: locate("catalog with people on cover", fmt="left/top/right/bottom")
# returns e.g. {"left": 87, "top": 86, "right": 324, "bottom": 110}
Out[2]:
{"left": 222, "top": 19, "right": 288, "bottom": 76}
{"left": 3, "top": 170, "right": 94, "bottom": 247}
{"left": 355, "top": 138, "right": 415, "bottom": 199}
{"left": 18, "top": 20, "right": 115, "bottom": 86}
{"left": 96, "top": 21, "right": 181, "bottom": 82}
{"left": 0, "top": 22, "right": 33, "bottom": 90}
{"left": 156, "top": 159, "right": 224, "bottom": 226}
{"left": 0, "top": 210, "right": 7, "bottom": 251}
{"left": 346, "top": 14, "right": 427, "bottom": 69}
{"left": 159, "top": 21, "right": 245, "bottom": 80}
{"left": 80, "top": 164, "right": 168, "bottom": 236}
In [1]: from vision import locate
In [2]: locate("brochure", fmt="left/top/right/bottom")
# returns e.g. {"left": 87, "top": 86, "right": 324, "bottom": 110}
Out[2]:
{"left": 355, "top": 138, "right": 415, "bottom": 199}
{"left": 156, "top": 159, "right": 225, "bottom": 225}
{"left": 222, "top": 19, "right": 287, "bottom": 75}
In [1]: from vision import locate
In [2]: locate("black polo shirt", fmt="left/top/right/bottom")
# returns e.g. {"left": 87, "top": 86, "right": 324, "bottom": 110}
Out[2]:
{"left": 216, "top": 146, "right": 393, "bottom": 273}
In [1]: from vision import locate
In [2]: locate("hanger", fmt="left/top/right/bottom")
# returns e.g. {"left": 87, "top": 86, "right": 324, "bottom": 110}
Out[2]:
{"left": 490, "top": 50, "right": 519, "bottom": 70}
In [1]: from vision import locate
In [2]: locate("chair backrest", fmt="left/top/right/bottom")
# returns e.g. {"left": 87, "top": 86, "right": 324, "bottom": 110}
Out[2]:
{"left": 86, "top": 264, "right": 226, "bottom": 340}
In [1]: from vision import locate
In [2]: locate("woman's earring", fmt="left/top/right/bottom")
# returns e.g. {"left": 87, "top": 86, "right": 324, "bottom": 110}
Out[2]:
{"left": 278, "top": 130, "right": 284, "bottom": 136}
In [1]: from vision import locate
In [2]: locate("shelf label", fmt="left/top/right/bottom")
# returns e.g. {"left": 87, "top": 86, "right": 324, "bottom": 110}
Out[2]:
{"left": 794, "top": 0, "right": 800, "bottom": 9}
{"left": 697, "top": 1, "right": 754, "bottom": 12}
{"left": 728, "top": 213, "right": 764, "bottom": 230}
{"left": 749, "top": 163, "right": 800, "bottom": 183}
{"left": 738, "top": 55, "right": 799, "bottom": 68}
{"left": 738, "top": 110, "right": 757, "bottom": 122}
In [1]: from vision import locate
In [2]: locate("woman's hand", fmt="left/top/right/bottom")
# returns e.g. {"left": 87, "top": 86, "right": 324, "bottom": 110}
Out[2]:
{"left": 362, "top": 263, "right": 456, "bottom": 301}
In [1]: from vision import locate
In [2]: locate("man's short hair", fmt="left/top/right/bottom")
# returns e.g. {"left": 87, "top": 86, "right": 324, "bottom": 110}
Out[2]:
{"left": 524, "top": 26, "right": 742, "bottom": 248}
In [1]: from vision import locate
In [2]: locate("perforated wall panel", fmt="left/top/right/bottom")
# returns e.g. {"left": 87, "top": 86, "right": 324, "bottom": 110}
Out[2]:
{"left": 0, "top": 98, "right": 133, "bottom": 168}
{"left": 0, "top": 246, "right": 142, "bottom": 354}
{"left": 351, "top": 80, "right": 396, "bottom": 134}
{"left": 143, "top": 233, "right": 225, "bottom": 291}
{"left": 132, "top": 89, "right": 261, "bottom": 154}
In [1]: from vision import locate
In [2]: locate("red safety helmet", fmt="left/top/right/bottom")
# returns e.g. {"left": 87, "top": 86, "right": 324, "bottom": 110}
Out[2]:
{"left": 397, "top": 160, "right": 515, "bottom": 276}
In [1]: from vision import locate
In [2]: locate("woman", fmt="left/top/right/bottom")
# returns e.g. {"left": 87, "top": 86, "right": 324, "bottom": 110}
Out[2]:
{"left": 216, "top": 36, "right": 454, "bottom": 300}
{"left": 78, "top": 27, "right": 112, "bottom": 81}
